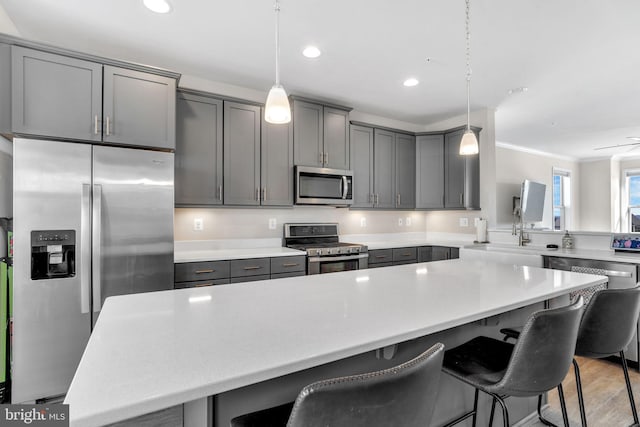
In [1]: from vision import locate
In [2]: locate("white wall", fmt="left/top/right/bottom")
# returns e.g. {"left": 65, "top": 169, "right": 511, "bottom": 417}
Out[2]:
{"left": 578, "top": 159, "right": 612, "bottom": 231}
{"left": 495, "top": 145, "right": 580, "bottom": 230}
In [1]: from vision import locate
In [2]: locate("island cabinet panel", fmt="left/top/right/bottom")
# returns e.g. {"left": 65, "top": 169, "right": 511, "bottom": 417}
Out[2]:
{"left": 11, "top": 46, "right": 103, "bottom": 142}
{"left": 418, "top": 246, "right": 433, "bottom": 262}
{"left": 395, "top": 133, "right": 416, "bottom": 209}
{"left": 349, "top": 125, "right": 374, "bottom": 208}
{"left": 431, "top": 246, "right": 459, "bottom": 261}
{"left": 223, "top": 101, "right": 262, "bottom": 206}
{"left": 230, "top": 274, "right": 271, "bottom": 284}
{"left": 373, "top": 129, "right": 396, "bottom": 209}
{"left": 10, "top": 46, "right": 177, "bottom": 149}
{"left": 261, "top": 117, "right": 294, "bottom": 206}
{"left": 175, "top": 92, "right": 223, "bottom": 206}
{"left": 416, "top": 134, "right": 445, "bottom": 209}
{"left": 368, "top": 249, "right": 393, "bottom": 268}
{"left": 174, "top": 279, "right": 231, "bottom": 289}
{"left": 392, "top": 247, "right": 417, "bottom": 265}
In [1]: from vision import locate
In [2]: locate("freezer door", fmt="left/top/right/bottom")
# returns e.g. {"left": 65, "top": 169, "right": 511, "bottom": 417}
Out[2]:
{"left": 92, "top": 146, "right": 174, "bottom": 323}
{"left": 12, "top": 138, "right": 92, "bottom": 403}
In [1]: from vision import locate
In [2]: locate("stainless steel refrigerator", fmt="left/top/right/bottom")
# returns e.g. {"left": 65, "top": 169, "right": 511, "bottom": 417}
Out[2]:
{"left": 12, "top": 138, "right": 174, "bottom": 403}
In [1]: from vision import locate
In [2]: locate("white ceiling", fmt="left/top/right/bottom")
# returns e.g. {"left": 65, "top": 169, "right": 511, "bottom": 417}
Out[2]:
{"left": 2, "top": 0, "right": 640, "bottom": 160}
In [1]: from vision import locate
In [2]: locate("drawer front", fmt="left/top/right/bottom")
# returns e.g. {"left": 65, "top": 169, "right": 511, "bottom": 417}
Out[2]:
{"left": 271, "top": 271, "right": 306, "bottom": 280}
{"left": 175, "top": 261, "right": 230, "bottom": 282}
{"left": 392, "top": 247, "right": 417, "bottom": 263}
{"left": 230, "top": 258, "right": 271, "bottom": 278}
{"left": 174, "top": 278, "right": 230, "bottom": 289}
{"left": 368, "top": 262, "right": 393, "bottom": 269}
{"left": 368, "top": 249, "right": 393, "bottom": 265}
{"left": 230, "top": 274, "right": 271, "bottom": 284}
{"left": 271, "top": 256, "right": 306, "bottom": 274}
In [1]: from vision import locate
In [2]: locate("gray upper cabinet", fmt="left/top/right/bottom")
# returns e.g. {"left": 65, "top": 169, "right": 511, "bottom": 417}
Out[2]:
{"left": 416, "top": 134, "right": 445, "bottom": 209}
{"left": 444, "top": 128, "right": 480, "bottom": 209}
{"left": 395, "top": 133, "right": 416, "bottom": 209}
{"left": 103, "top": 66, "right": 176, "bottom": 150}
{"left": 11, "top": 46, "right": 102, "bottom": 142}
{"left": 224, "top": 101, "right": 261, "bottom": 206}
{"left": 293, "top": 100, "right": 324, "bottom": 167}
{"left": 175, "top": 91, "right": 223, "bottom": 206}
{"left": 373, "top": 129, "right": 396, "bottom": 209}
{"left": 323, "top": 107, "right": 350, "bottom": 170}
{"left": 350, "top": 125, "right": 374, "bottom": 208}
{"left": 7, "top": 45, "right": 177, "bottom": 149}
{"left": 293, "top": 98, "right": 350, "bottom": 169}
{"left": 261, "top": 117, "right": 294, "bottom": 206}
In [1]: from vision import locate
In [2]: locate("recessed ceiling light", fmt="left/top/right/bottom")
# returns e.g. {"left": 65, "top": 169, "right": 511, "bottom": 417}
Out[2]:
{"left": 403, "top": 78, "right": 419, "bottom": 87}
{"left": 627, "top": 137, "right": 640, "bottom": 141}
{"left": 302, "top": 46, "right": 321, "bottom": 58}
{"left": 143, "top": 0, "right": 171, "bottom": 14}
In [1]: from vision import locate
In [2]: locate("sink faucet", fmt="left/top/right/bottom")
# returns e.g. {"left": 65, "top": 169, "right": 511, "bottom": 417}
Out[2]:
{"left": 512, "top": 205, "right": 530, "bottom": 246}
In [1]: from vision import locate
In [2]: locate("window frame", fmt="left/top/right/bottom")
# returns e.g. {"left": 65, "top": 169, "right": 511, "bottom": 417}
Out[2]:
{"left": 552, "top": 168, "right": 571, "bottom": 231}
{"left": 624, "top": 169, "right": 640, "bottom": 232}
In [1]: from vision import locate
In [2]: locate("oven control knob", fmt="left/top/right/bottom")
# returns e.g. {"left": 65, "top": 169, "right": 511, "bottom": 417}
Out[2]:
{"left": 327, "top": 248, "right": 333, "bottom": 255}
{"left": 352, "top": 247, "right": 359, "bottom": 253}
{"left": 308, "top": 249, "right": 317, "bottom": 256}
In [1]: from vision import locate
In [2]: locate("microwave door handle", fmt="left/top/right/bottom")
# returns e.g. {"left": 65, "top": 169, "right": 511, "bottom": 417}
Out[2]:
{"left": 342, "top": 176, "right": 348, "bottom": 199}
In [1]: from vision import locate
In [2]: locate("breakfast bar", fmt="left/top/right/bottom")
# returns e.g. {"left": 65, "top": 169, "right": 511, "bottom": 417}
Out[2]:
{"left": 64, "top": 259, "right": 607, "bottom": 427}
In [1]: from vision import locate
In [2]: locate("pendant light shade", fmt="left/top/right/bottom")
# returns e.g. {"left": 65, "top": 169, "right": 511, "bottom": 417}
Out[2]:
{"left": 460, "top": 129, "right": 479, "bottom": 155}
{"left": 265, "top": 0, "right": 291, "bottom": 124}
{"left": 459, "top": 0, "right": 479, "bottom": 156}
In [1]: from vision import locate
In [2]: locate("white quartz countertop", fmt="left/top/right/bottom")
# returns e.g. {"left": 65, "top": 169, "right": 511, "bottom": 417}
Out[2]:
{"left": 363, "top": 239, "right": 469, "bottom": 250}
{"left": 175, "top": 247, "right": 305, "bottom": 263}
{"left": 466, "top": 243, "right": 640, "bottom": 264}
{"left": 64, "top": 260, "right": 606, "bottom": 427}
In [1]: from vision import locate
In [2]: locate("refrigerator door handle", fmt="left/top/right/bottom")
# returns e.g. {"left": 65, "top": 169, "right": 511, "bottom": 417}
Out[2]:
{"left": 81, "top": 184, "right": 91, "bottom": 314}
{"left": 92, "top": 184, "right": 102, "bottom": 313}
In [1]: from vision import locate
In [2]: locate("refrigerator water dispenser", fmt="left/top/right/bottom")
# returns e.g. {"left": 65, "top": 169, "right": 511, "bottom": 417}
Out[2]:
{"left": 30, "top": 230, "right": 76, "bottom": 280}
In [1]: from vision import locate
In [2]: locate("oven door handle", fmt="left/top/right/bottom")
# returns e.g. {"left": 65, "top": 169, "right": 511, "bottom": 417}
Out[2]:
{"left": 308, "top": 253, "right": 369, "bottom": 263}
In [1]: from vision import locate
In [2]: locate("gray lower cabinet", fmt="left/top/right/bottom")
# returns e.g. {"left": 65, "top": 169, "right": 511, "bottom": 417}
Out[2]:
{"left": 350, "top": 125, "right": 374, "bottom": 208}
{"left": 395, "top": 133, "right": 416, "bottom": 209}
{"left": 175, "top": 91, "right": 223, "bottom": 205}
{"left": 431, "top": 246, "right": 460, "bottom": 261}
{"left": 416, "top": 134, "right": 445, "bottom": 209}
{"left": 392, "top": 247, "right": 417, "bottom": 265}
{"left": 444, "top": 128, "right": 480, "bottom": 209}
{"left": 418, "top": 246, "right": 432, "bottom": 263}
{"left": 174, "top": 255, "right": 306, "bottom": 288}
{"left": 373, "top": 129, "right": 396, "bottom": 209}
{"left": 368, "top": 249, "right": 393, "bottom": 268}
{"left": 292, "top": 98, "right": 350, "bottom": 169}
{"left": 224, "top": 101, "right": 262, "bottom": 206}
{"left": 261, "top": 117, "right": 294, "bottom": 206}
{"left": 8, "top": 45, "right": 176, "bottom": 149}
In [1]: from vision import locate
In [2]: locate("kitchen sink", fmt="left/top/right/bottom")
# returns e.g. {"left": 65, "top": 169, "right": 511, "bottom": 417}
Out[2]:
{"left": 459, "top": 244, "right": 544, "bottom": 267}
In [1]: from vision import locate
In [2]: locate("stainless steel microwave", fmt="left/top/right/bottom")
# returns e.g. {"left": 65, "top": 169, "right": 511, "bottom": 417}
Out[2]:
{"left": 295, "top": 166, "right": 354, "bottom": 206}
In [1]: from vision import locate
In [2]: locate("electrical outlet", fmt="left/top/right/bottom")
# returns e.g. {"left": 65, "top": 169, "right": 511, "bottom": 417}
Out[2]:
{"left": 474, "top": 217, "right": 480, "bottom": 226}
{"left": 193, "top": 218, "right": 204, "bottom": 231}
{"left": 360, "top": 217, "right": 367, "bottom": 227}
{"left": 268, "top": 218, "right": 277, "bottom": 230}
{"left": 459, "top": 217, "right": 469, "bottom": 227}
{"left": 406, "top": 217, "right": 412, "bottom": 226}
{"left": 398, "top": 218, "right": 403, "bottom": 226}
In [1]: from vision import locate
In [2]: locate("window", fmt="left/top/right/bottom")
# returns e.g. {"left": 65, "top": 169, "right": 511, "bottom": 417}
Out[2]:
{"left": 552, "top": 168, "right": 571, "bottom": 231}
{"left": 625, "top": 171, "right": 640, "bottom": 232}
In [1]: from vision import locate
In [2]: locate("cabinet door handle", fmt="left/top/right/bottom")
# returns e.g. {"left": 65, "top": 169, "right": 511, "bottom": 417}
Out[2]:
{"left": 243, "top": 266, "right": 262, "bottom": 270}
{"left": 195, "top": 269, "right": 214, "bottom": 274}
{"left": 105, "top": 116, "right": 111, "bottom": 136}
{"left": 376, "top": 194, "right": 379, "bottom": 204}
{"left": 281, "top": 263, "right": 299, "bottom": 267}
{"left": 256, "top": 188, "right": 260, "bottom": 201}
{"left": 402, "top": 253, "right": 411, "bottom": 257}
{"left": 262, "top": 187, "right": 266, "bottom": 202}
{"left": 319, "top": 152, "right": 324, "bottom": 164}
{"left": 94, "top": 115, "right": 99, "bottom": 135}
{"left": 375, "top": 255, "right": 388, "bottom": 259}
{"left": 459, "top": 193, "right": 463, "bottom": 204}
{"left": 218, "top": 185, "right": 223, "bottom": 201}
{"left": 324, "top": 152, "right": 329, "bottom": 165}
{"left": 397, "top": 193, "right": 401, "bottom": 206}
{"left": 194, "top": 283, "right": 213, "bottom": 287}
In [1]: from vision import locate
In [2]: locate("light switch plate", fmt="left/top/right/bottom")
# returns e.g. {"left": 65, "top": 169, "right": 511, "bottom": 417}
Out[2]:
{"left": 193, "top": 218, "right": 204, "bottom": 231}
{"left": 406, "top": 217, "right": 412, "bottom": 226}
{"left": 268, "top": 218, "right": 277, "bottom": 230}
{"left": 360, "top": 217, "right": 367, "bottom": 227}
{"left": 459, "top": 217, "right": 469, "bottom": 227}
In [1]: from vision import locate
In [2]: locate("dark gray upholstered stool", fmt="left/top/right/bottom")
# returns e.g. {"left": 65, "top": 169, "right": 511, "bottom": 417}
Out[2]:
{"left": 501, "top": 286, "right": 640, "bottom": 427}
{"left": 230, "top": 342, "right": 444, "bottom": 427}
{"left": 442, "top": 297, "right": 584, "bottom": 427}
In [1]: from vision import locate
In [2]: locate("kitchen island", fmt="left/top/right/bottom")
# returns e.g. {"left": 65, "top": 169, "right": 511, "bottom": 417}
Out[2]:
{"left": 64, "top": 259, "right": 607, "bottom": 427}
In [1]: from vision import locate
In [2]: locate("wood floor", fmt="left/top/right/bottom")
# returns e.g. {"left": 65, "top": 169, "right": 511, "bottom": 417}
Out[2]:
{"left": 531, "top": 356, "right": 640, "bottom": 426}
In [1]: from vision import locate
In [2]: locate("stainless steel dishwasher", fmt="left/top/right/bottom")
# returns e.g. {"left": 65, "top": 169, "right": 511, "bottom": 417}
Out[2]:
{"left": 544, "top": 256, "right": 639, "bottom": 364}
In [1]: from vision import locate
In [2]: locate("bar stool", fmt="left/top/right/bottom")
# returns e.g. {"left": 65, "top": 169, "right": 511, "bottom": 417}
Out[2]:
{"left": 230, "top": 342, "right": 444, "bottom": 427}
{"left": 442, "top": 297, "right": 584, "bottom": 427}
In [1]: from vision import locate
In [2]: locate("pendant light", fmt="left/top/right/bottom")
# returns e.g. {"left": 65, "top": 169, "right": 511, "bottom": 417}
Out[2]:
{"left": 264, "top": 0, "right": 291, "bottom": 124}
{"left": 459, "top": 0, "right": 479, "bottom": 155}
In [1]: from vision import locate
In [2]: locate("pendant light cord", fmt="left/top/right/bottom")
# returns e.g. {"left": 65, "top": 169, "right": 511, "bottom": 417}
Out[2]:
{"left": 274, "top": 0, "right": 281, "bottom": 86}
{"left": 465, "top": 0, "right": 472, "bottom": 132}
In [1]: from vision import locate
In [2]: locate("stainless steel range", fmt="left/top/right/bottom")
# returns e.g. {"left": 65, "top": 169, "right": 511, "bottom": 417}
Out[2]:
{"left": 283, "top": 223, "right": 368, "bottom": 274}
